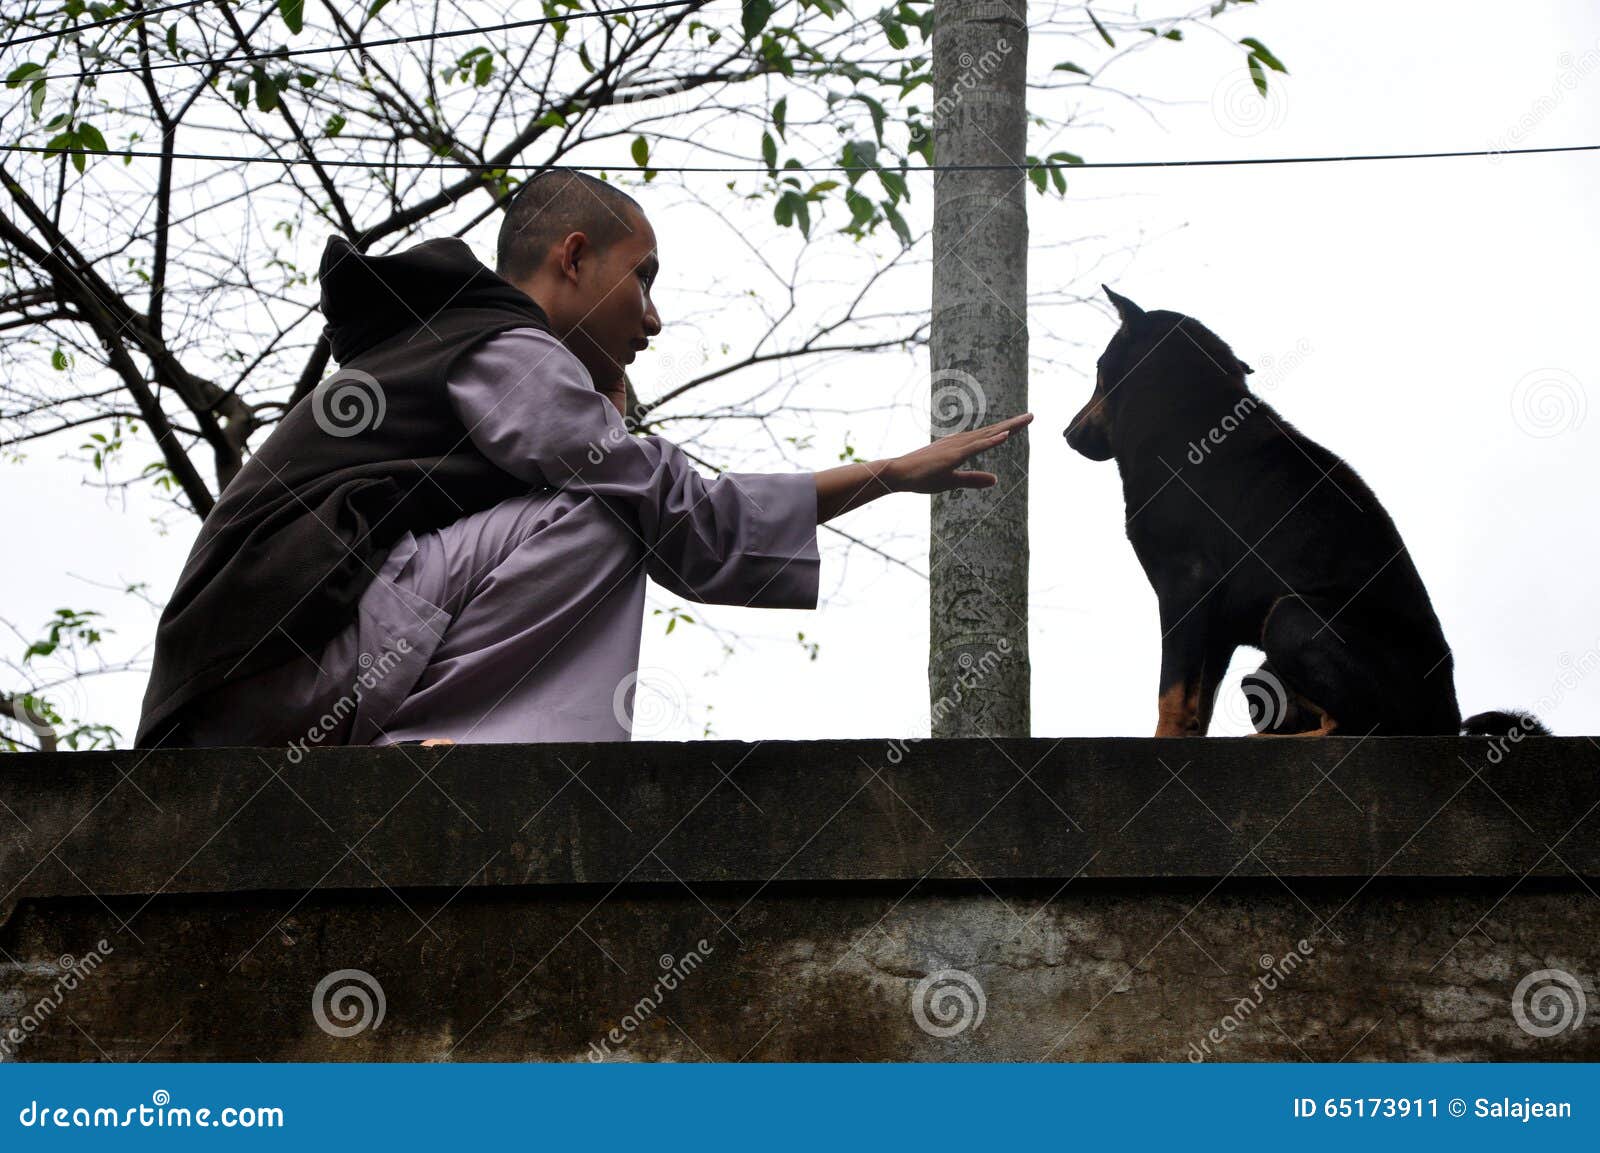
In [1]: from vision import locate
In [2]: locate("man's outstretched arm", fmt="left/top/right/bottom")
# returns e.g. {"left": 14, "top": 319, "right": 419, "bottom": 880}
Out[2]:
{"left": 812, "top": 413, "right": 1034, "bottom": 523}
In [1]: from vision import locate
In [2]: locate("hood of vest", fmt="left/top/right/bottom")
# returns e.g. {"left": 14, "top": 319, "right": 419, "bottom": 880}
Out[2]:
{"left": 318, "top": 234, "right": 547, "bottom": 364}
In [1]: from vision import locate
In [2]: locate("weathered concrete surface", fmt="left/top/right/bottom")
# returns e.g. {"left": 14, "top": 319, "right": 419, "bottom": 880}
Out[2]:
{"left": 1, "top": 738, "right": 1596, "bottom": 1061}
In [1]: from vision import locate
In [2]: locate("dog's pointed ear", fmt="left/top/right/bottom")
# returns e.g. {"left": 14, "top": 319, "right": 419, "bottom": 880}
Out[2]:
{"left": 1102, "top": 284, "right": 1145, "bottom": 324}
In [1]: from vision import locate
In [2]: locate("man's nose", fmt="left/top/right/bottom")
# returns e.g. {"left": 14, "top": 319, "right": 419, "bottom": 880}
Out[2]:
{"left": 643, "top": 297, "right": 663, "bottom": 338}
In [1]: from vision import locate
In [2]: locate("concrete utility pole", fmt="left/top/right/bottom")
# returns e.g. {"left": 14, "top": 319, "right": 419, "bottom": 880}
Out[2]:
{"left": 929, "top": 0, "right": 1030, "bottom": 737}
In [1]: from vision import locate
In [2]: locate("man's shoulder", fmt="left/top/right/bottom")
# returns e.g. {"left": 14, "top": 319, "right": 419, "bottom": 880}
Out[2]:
{"left": 451, "top": 324, "right": 593, "bottom": 393}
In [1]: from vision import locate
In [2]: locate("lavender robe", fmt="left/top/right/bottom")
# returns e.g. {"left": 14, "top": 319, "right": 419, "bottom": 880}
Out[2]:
{"left": 186, "top": 327, "right": 820, "bottom": 748}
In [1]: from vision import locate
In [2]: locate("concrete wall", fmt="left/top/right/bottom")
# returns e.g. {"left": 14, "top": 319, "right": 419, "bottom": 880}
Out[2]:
{"left": 1, "top": 738, "right": 1596, "bottom": 1061}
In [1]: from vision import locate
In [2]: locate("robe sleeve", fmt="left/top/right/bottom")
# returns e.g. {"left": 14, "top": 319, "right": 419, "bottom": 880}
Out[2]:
{"left": 445, "top": 326, "right": 820, "bottom": 609}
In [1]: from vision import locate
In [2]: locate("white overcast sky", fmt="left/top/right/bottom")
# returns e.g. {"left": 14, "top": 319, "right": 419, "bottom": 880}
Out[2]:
{"left": 7, "top": 0, "right": 1599, "bottom": 745}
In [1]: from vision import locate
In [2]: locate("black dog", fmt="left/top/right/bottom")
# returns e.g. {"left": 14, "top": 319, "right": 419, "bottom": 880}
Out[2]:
{"left": 1065, "top": 285, "right": 1541, "bottom": 737}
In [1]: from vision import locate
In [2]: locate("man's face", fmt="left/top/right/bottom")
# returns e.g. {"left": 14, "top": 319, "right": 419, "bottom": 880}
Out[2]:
{"left": 560, "top": 209, "right": 662, "bottom": 391}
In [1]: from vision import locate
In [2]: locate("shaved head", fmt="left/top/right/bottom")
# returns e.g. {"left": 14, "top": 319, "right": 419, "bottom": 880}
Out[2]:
{"left": 495, "top": 170, "right": 644, "bottom": 283}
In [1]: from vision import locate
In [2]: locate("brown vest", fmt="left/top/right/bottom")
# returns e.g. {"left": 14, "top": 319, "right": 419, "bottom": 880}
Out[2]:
{"left": 136, "top": 236, "right": 552, "bottom": 746}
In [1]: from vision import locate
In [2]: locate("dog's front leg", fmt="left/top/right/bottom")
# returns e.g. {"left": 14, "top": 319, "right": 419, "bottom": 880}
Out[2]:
{"left": 1154, "top": 598, "right": 1213, "bottom": 737}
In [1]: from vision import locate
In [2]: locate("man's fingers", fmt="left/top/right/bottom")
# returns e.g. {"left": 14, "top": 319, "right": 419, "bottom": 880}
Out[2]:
{"left": 973, "top": 412, "right": 1033, "bottom": 438}
{"left": 951, "top": 470, "right": 997, "bottom": 488}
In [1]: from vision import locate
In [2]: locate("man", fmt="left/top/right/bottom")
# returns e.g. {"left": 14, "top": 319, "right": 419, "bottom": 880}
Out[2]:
{"left": 134, "top": 171, "right": 1030, "bottom": 748}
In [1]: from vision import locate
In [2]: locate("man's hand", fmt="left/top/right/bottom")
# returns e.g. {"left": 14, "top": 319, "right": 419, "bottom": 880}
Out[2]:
{"left": 814, "top": 413, "right": 1032, "bottom": 523}
{"left": 881, "top": 413, "right": 1033, "bottom": 494}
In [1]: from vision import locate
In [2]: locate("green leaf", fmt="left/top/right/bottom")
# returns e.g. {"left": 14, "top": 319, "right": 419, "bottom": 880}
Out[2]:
{"left": 773, "top": 191, "right": 794, "bottom": 227}
{"left": 324, "top": 113, "right": 347, "bottom": 138}
{"left": 844, "top": 186, "right": 875, "bottom": 228}
{"left": 75, "top": 122, "right": 106, "bottom": 153}
{"left": 50, "top": 347, "right": 70, "bottom": 371}
{"left": 1052, "top": 62, "right": 1088, "bottom": 76}
{"left": 28, "top": 78, "right": 46, "bottom": 120}
{"left": 772, "top": 95, "right": 787, "bottom": 141}
{"left": 278, "top": 0, "right": 304, "bottom": 35}
{"left": 761, "top": 130, "right": 777, "bottom": 172}
{"left": 1240, "top": 37, "right": 1287, "bottom": 72}
{"left": 368, "top": 0, "right": 392, "bottom": 16}
{"left": 255, "top": 69, "right": 279, "bottom": 112}
{"left": 1027, "top": 158, "right": 1047, "bottom": 194}
{"left": 1087, "top": 6, "right": 1115, "bottom": 47}
{"left": 631, "top": 135, "right": 649, "bottom": 167}
{"left": 741, "top": 0, "right": 773, "bottom": 41}
{"left": 1247, "top": 53, "right": 1266, "bottom": 96}
{"left": 5, "top": 63, "right": 43, "bottom": 89}
{"left": 882, "top": 199, "right": 912, "bottom": 247}
{"left": 878, "top": 13, "right": 908, "bottom": 50}
{"left": 852, "top": 92, "right": 887, "bottom": 145}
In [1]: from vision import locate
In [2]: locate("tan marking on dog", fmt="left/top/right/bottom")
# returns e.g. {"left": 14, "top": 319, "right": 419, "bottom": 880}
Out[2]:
{"left": 1154, "top": 681, "right": 1202, "bottom": 737}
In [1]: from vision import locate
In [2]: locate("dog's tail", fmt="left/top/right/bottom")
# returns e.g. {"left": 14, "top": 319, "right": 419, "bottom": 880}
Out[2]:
{"left": 1461, "top": 709, "right": 1552, "bottom": 737}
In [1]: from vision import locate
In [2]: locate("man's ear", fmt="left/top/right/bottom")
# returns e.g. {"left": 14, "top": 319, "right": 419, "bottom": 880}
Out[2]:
{"left": 557, "top": 230, "right": 591, "bottom": 287}
{"left": 1102, "top": 284, "right": 1145, "bottom": 324}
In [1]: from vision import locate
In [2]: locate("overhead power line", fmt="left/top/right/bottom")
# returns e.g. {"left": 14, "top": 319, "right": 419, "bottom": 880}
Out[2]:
{"left": 0, "top": 140, "right": 1593, "bottom": 173}
{"left": 2, "top": 0, "right": 701, "bottom": 83}
{"left": 1, "top": 0, "right": 211, "bottom": 52}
